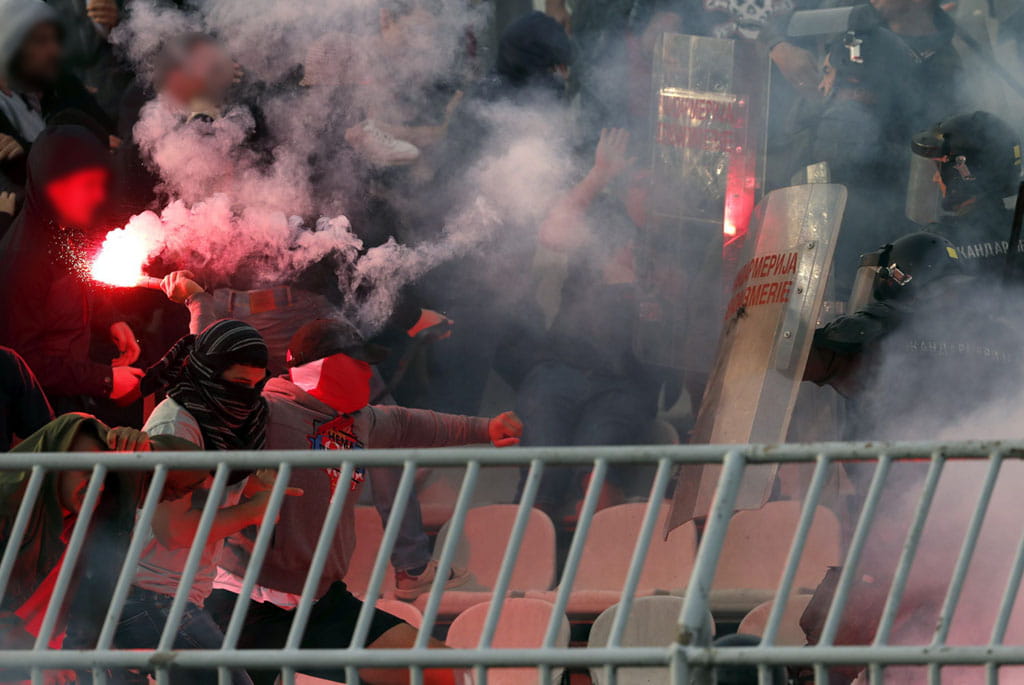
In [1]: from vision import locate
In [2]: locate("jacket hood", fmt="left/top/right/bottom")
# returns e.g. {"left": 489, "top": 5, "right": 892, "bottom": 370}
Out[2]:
{"left": 0, "top": 0, "right": 59, "bottom": 83}
{"left": 495, "top": 11, "right": 572, "bottom": 87}
{"left": 264, "top": 376, "right": 338, "bottom": 420}
{"left": 22, "top": 124, "right": 110, "bottom": 225}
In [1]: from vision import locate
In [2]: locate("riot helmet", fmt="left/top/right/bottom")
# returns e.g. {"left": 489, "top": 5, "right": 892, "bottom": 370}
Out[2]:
{"left": 911, "top": 111, "right": 1022, "bottom": 211}
{"left": 820, "top": 23, "right": 913, "bottom": 103}
{"left": 869, "top": 232, "right": 961, "bottom": 301}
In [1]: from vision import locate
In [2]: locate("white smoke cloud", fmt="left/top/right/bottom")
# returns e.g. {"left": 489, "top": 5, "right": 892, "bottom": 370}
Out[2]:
{"left": 110, "top": 0, "right": 574, "bottom": 333}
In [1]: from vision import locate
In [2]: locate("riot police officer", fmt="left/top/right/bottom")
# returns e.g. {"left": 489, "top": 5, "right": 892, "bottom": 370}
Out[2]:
{"left": 911, "top": 110, "right": 1023, "bottom": 275}
{"left": 805, "top": 231, "right": 1019, "bottom": 441}
{"left": 801, "top": 232, "right": 1022, "bottom": 684}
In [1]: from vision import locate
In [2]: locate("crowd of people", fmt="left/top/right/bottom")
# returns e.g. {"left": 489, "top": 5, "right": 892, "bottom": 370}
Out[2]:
{"left": 1, "top": 0, "right": 1024, "bottom": 682}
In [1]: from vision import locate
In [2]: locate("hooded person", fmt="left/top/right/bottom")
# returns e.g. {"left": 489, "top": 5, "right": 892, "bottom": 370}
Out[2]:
{"left": 140, "top": 318, "right": 270, "bottom": 452}
{"left": 484, "top": 10, "right": 572, "bottom": 101}
{"left": 0, "top": 413, "right": 206, "bottom": 681}
{"left": 110, "top": 319, "right": 280, "bottom": 685}
{"left": 0, "top": 0, "right": 114, "bottom": 200}
{"left": 202, "top": 318, "right": 522, "bottom": 685}
{"left": 0, "top": 125, "right": 145, "bottom": 421}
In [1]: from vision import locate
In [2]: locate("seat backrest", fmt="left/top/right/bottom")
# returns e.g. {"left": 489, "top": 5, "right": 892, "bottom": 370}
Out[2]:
{"left": 572, "top": 503, "right": 697, "bottom": 592}
{"left": 711, "top": 501, "right": 841, "bottom": 592}
{"left": 344, "top": 505, "right": 395, "bottom": 598}
{"left": 588, "top": 596, "right": 707, "bottom": 685}
{"left": 434, "top": 504, "right": 556, "bottom": 591}
{"left": 447, "top": 598, "right": 569, "bottom": 685}
{"left": 737, "top": 595, "right": 812, "bottom": 646}
{"left": 375, "top": 598, "right": 424, "bottom": 629}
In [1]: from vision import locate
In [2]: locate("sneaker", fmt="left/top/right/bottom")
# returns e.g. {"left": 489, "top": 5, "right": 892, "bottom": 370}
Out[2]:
{"left": 344, "top": 119, "right": 420, "bottom": 167}
{"left": 394, "top": 560, "right": 469, "bottom": 601}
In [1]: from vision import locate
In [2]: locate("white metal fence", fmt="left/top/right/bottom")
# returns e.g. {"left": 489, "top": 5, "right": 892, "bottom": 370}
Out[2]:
{"left": 3, "top": 442, "right": 1024, "bottom": 684}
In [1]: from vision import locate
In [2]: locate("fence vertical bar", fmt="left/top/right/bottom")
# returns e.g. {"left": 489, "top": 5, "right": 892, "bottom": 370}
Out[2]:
{"left": 157, "top": 463, "right": 229, "bottom": 652}
{"left": 818, "top": 453, "right": 892, "bottom": 646}
{"left": 284, "top": 460, "right": 355, "bottom": 648}
{"left": 222, "top": 462, "right": 292, "bottom": 648}
{"left": 479, "top": 459, "right": 545, "bottom": 649}
{"left": 761, "top": 453, "right": 830, "bottom": 646}
{"left": 873, "top": 451, "right": 945, "bottom": 646}
{"left": 607, "top": 458, "right": 673, "bottom": 647}
{"left": 417, "top": 460, "right": 480, "bottom": 646}
{"left": 34, "top": 464, "right": 107, "bottom": 649}
{"left": 349, "top": 459, "right": 418, "bottom": 683}
{"left": 932, "top": 451, "right": 1004, "bottom": 646}
{"left": 678, "top": 450, "right": 746, "bottom": 685}
{"left": 0, "top": 466, "right": 45, "bottom": 604}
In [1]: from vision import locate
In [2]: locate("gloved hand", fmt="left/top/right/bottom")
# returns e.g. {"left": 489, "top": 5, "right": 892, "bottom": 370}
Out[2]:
{"left": 489, "top": 411, "right": 523, "bottom": 447}
{"left": 110, "top": 366, "right": 143, "bottom": 405}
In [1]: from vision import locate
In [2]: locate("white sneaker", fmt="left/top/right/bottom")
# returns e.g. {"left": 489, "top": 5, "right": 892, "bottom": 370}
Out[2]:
{"left": 344, "top": 119, "right": 420, "bottom": 167}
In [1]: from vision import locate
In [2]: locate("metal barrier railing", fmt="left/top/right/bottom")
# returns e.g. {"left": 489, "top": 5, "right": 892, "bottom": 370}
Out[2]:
{"left": 2, "top": 442, "right": 1024, "bottom": 685}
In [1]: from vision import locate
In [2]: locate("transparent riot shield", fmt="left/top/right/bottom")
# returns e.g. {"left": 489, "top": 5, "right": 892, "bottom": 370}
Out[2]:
{"left": 633, "top": 33, "right": 769, "bottom": 373}
{"left": 668, "top": 182, "right": 847, "bottom": 529}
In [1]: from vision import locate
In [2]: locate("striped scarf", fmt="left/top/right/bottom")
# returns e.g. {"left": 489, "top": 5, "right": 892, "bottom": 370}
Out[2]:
{"left": 142, "top": 320, "right": 269, "bottom": 451}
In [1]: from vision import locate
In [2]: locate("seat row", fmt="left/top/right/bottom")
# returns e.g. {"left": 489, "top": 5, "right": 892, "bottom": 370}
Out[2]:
{"left": 344, "top": 500, "right": 841, "bottom": 622}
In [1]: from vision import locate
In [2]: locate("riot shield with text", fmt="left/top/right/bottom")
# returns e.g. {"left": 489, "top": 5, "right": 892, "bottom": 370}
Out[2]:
{"left": 633, "top": 33, "right": 769, "bottom": 373}
{"left": 668, "top": 183, "right": 847, "bottom": 529}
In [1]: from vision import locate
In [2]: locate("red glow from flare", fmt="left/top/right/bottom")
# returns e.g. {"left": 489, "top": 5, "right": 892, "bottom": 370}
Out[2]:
{"left": 91, "top": 227, "right": 150, "bottom": 287}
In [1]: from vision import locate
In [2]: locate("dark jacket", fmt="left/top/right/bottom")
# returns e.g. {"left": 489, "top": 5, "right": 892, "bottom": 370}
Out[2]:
{"left": 0, "top": 125, "right": 116, "bottom": 402}
{"left": 805, "top": 282, "right": 1020, "bottom": 439}
{"left": 0, "top": 346, "right": 53, "bottom": 451}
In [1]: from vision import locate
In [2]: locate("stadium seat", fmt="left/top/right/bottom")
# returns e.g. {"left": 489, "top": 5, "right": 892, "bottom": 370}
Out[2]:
{"left": 709, "top": 501, "right": 841, "bottom": 619}
{"left": 414, "top": 504, "right": 556, "bottom": 617}
{"left": 446, "top": 598, "right": 570, "bottom": 684}
{"left": 587, "top": 595, "right": 713, "bottom": 685}
{"left": 375, "top": 598, "right": 424, "bottom": 628}
{"left": 736, "top": 594, "right": 812, "bottom": 646}
{"left": 344, "top": 506, "right": 396, "bottom": 599}
{"left": 528, "top": 502, "right": 698, "bottom": 620}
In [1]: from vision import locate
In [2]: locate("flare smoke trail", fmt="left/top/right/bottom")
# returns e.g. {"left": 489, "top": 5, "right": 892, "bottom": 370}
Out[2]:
{"left": 109, "top": 0, "right": 572, "bottom": 331}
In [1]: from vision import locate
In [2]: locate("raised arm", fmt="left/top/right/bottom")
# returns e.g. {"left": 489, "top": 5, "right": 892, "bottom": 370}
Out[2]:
{"left": 539, "top": 128, "right": 635, "bottom": 251}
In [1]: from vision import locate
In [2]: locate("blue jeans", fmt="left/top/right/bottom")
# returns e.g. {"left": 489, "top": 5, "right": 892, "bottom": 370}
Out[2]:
{"left": 515, "top": 361, "right": 655, "bottom": 517}
{"left": 111, "top": 588, "right": 252, "bottom": 685}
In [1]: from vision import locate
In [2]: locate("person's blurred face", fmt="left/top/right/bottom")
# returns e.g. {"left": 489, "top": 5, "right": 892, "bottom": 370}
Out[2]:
{"left": 45, "top": 168, "right": 110, "bottom": 228}
{"left": 221, "top": 364, "right": 268, "bottom": 388}
{"left": 164, "top": 42, "right": 234, "bottom": 105}
{"left": 12, "top": 22, "right": 62, "bottom": 89}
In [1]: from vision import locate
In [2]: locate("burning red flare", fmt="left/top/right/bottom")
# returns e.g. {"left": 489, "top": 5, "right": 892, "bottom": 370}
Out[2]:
{"left": 91, "top": 227, "right": 161, "bottom": 289}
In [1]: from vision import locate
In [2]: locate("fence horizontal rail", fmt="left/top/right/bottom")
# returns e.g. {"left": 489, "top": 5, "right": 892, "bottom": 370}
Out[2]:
{"left": 3, "top": 440, "right": 1022, "bottom": 469}
{"left": 3, "top": 440, "right": 1023, "bottom": 683}
{"left": 5, "top": 645, "right": 1024, "bottom": 669}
